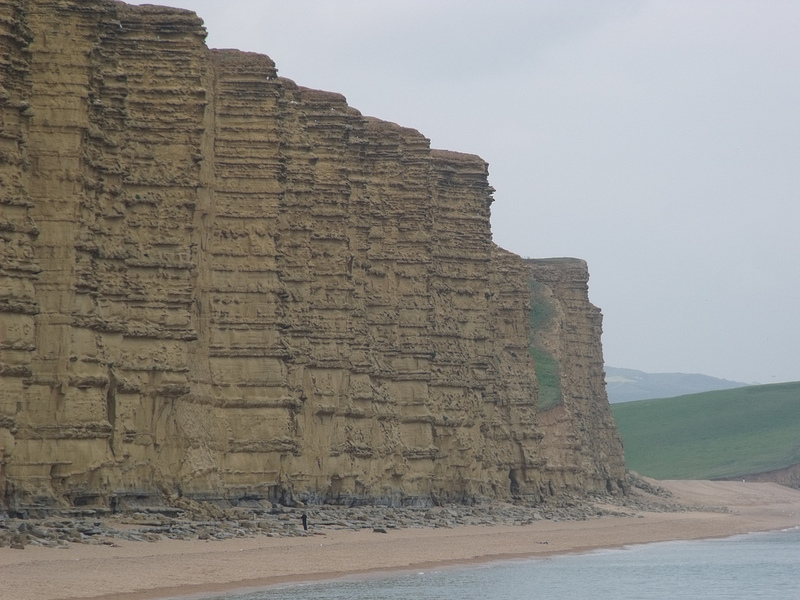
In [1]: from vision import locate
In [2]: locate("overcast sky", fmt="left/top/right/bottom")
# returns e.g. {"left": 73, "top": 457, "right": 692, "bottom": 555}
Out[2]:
{"left": 129, "top": 1, "right": 799, "bottom": 385}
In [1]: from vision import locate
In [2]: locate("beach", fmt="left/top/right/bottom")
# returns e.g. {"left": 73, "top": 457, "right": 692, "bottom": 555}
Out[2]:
{"left": 2, "top": 479, "right": 800, "bottom": 600}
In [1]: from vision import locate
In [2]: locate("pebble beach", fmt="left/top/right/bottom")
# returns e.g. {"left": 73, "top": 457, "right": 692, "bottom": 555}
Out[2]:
{"left": 2, "top": 478, "right": 800, "bottom": 600}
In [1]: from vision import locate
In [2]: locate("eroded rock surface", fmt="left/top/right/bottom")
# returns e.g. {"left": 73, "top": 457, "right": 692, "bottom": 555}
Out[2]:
{"left": 0, "top": 0, "right": 625, "bottom": 514}
{"left": 526, "top": 259, "right": 626, "bottom": 495}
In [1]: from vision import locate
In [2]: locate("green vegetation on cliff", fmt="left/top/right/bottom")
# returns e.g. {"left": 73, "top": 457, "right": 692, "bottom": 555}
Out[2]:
{"left": 612, "top": 382, "right": 800, "bottom": 480}
{"left": 530, "top": 347, "right": 561, "bottom": 410}
{"left": 528, "top": 280, "right": 562, "bottom": 410}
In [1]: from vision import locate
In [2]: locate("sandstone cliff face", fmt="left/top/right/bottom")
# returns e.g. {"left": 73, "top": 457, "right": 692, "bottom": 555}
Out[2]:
{"left": 0, "top": 0, "right": 625, "bottom": 512}
{"left": 526, "top": 259, "right": 626, "bottom": 495}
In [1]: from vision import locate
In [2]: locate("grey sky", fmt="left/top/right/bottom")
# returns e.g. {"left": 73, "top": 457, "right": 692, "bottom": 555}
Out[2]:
{"left": 129, "top": 1, "right": 799, "bottom": 384}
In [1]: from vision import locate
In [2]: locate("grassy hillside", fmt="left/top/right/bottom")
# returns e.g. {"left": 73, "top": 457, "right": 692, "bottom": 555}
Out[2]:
{"left": 611, "top": 381, "right": 800, "bottom": 480}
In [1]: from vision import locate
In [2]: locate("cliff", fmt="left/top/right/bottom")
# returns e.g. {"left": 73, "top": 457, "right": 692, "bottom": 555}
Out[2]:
{"left": 526, "top": 259, "right": 626, "bottom": 494}
{"left": 0, "top": 0, "right": 625, "bottom": 514}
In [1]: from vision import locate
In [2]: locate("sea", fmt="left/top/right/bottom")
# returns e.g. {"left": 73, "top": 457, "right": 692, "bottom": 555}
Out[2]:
{"left": 201, "top": 527, "right": 800, "bottom": 600}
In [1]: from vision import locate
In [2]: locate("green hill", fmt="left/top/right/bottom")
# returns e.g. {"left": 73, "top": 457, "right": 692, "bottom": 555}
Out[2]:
{"left": 611, "top": 381, "right": 800, "bottom": 480}
{"left": 604, "top": 366, "right": 748, "bottom": 404}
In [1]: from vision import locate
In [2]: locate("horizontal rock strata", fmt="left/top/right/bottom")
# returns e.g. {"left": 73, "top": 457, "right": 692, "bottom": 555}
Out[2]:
{"left": 526, "top": 258, "right": 626, "bottom": 495}
{"left": 0, "top": 0, "right": 625, "bottom": 514}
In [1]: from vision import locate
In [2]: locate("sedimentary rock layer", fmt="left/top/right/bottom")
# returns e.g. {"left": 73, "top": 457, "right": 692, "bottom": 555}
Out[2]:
{"left": 0, "top": 0, "right": 625, "bottom": 512}
{"left": 526, "top": 258, "right": 626, "bottom": 494}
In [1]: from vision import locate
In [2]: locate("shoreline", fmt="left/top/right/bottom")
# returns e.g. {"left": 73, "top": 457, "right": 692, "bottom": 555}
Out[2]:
{"left": 3, "top": 480, "right": 800, "bottom": 600}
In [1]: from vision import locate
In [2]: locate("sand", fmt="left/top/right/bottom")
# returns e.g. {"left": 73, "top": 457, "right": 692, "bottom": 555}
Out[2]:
{"left": 2, "top": 480, "right": 800, "bottom": 600}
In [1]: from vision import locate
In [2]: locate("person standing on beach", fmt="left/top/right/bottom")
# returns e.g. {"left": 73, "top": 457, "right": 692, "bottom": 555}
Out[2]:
{"left": 301, "top": 513, "right": 308, "bottom": 531}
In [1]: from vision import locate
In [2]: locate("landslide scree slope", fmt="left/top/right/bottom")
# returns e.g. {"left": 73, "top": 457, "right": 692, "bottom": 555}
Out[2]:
{"left": 0, "top": 0, "right": 625, "bottom": 512}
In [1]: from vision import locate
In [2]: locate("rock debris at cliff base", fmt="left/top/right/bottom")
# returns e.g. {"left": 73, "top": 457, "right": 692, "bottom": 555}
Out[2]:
{"left": 1, "top": 486, "right": 700, "bottom": 550}
{"left": 0, "top": 473, "right": 725, "bottom": 549}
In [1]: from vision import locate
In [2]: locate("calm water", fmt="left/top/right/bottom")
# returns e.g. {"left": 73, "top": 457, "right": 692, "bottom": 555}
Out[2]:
{"left": 203, "top": 527, "right": 800, "bottom": 600}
